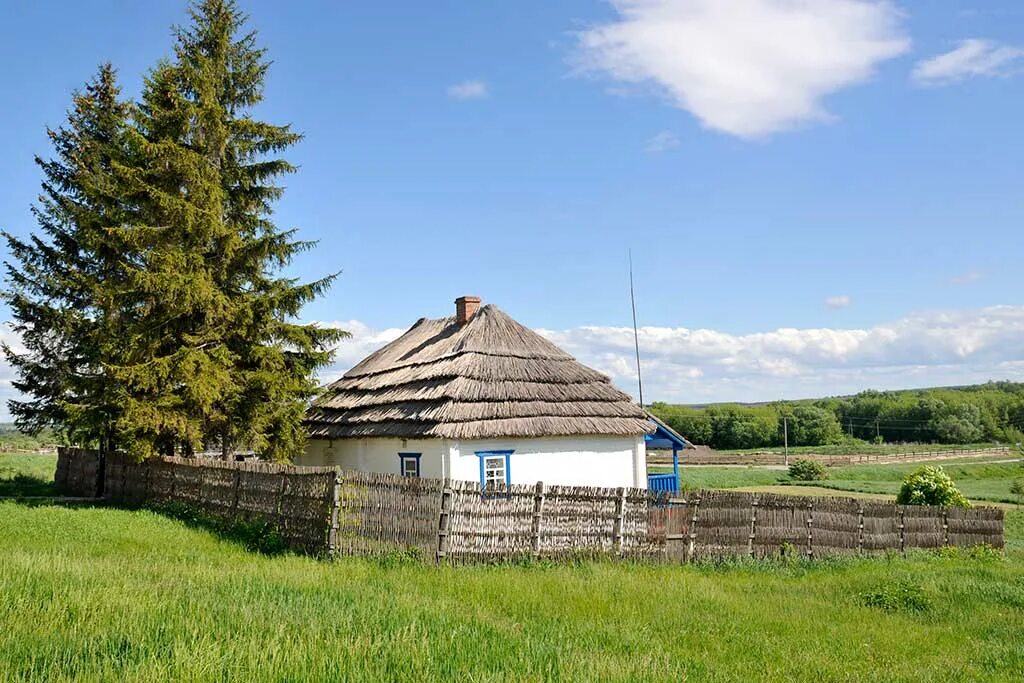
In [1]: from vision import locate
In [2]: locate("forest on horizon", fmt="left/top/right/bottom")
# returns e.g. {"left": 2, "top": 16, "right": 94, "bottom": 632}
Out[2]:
{"left": 650, "top": 381, "right": 1024, "bottom": 450}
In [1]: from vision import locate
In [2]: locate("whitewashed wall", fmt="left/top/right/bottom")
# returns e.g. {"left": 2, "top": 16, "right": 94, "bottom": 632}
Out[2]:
{"left": 301, "top": 437, "right": 449, "bottom": 479}
{"left": 448, "top": 435, "right": 645, "bottom": 488}
{"left": 301, "top": 434, "right": 647, "bottom": 488}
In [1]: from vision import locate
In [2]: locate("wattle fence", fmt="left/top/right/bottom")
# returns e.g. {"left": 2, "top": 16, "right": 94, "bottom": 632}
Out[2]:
{"left": 56, "top": 448, "right": 1004, "bottom": 563}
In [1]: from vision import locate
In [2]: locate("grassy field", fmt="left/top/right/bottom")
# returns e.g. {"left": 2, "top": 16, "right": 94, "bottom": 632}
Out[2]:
{"left": 0, "top": 452, "right": 56, "bottom": 497}
{"left": 711, "top": 442, "right": 1007, "bottom": 457}
{"left": 673, "top": 458, "right": 1024, "bottom": 506}
{"left": 3, "top": 454, "right": 1023, "bottom": 681}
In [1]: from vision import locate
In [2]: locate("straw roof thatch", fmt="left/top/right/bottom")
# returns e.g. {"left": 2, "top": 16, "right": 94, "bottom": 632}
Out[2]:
{"left": 306, "top": 304, "right": 653, "bottom": 440}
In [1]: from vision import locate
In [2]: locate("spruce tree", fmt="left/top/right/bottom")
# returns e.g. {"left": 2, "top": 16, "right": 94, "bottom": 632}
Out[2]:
{"left": 2, "top": 65, "right": 133, "bottom": 452}
{"left": 114, "top": 0, "right": 344, "bottom": 460}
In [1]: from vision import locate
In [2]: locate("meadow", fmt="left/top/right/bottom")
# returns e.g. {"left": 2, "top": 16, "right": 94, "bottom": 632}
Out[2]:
{"left": 2, "top": 453, "right": 1023, "bottom": 682}
{"left": 713, "top": 441, "right": 1005, "bottom": 457}
{"left": 669, "top": 456, "right": 1024, "bottom": 506}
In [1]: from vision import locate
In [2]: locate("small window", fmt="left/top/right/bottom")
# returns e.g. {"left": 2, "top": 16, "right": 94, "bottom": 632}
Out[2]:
{"left": 483, "top": 456, "right": 506, "bottom": 488}
{"left": 399, "top": 453, "right": 421, "bottom": 478}
{"left": 475, "top": 450, "right": 513, "bottom": 490}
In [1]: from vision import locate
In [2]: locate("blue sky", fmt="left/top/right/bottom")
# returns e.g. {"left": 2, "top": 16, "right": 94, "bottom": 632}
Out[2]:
{"left": 1, "top": 1, "right": 1022, "bottom": 415}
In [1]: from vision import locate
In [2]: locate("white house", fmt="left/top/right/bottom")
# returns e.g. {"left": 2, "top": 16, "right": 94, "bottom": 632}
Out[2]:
{"left": 300, "top": 296, "right": 659, "bottom": 489}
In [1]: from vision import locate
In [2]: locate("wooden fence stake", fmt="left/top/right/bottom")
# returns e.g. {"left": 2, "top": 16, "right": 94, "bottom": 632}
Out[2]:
{"left": 328, "top": 469, "right": 341, "bottom": 557}
{"left": 436, "top": 487, "right": 452, "bottom": 564}
{"left": 857, "top": 505, "right": 865, "bottom": 554}
{"left": 688, "top": 496, "right": 700, "bottom": 562}
{"left": 277, "top": 473, "right": 288, "bottom": 520}
{"left": 531, "top": 481, "right": 545, "bottom": 558}
{"left": 612, "top": 487, "right": 626, "bottom": 555}
{"left": 898, "top": 508, "right": 906, "bottom": 554}
{"left": 231, "top": 468, "right": 241, "bottom": 517}
{"left": 806, "top": 501, "right": 814, "bottom": 559}
{"left": 748, "top": 499, "right": 758, "bottom": 557}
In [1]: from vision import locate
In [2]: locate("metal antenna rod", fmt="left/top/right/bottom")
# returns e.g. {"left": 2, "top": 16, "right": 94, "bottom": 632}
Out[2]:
{"left": 629, "top": 249, "right": 644, "bottom": 408}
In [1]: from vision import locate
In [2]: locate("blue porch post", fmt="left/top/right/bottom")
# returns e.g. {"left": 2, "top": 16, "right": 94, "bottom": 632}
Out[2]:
{"left": 672, "top": 444, "right": 680, "bottom": 495}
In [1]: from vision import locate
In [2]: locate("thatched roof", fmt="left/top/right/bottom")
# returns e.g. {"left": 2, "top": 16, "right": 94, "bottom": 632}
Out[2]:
{"left": 306, "top": 304, "right": 653, "bottom": 440}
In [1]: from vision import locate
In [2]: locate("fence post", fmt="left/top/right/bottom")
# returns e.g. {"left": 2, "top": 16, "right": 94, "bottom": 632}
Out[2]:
{"left": 806, "top": 500, "right": 814, "bottom": 559}
{"left": 531, "top": 481, "right": 545, "bottom": 558}
{"left": 328, "top": 468, "right": 341, "bottom": 557}
{"left": 277, "top": 472, "right": 288, "bottom": 520}
{"left": 688, "top": 496, "right": 700, "bottom": 562}
{"left": 748, "top": 498, "right": 757, "bottom": 558}
{"left": 941, "top": 507, "right": 949, "bottom": 547}
{"left": 612, "top": 487, "right": 626, "bottom": 555}
{"left": 857, "top": 504, "right": 865, "bottom": 554}
{"left": 436, "top": 486, "right": 453, "bottom": 564}
{"left": 231, "top": 468, "right": 241, "bottom": 517}
{"left": 898, "top": 507, "right": 906, "bottom": 554}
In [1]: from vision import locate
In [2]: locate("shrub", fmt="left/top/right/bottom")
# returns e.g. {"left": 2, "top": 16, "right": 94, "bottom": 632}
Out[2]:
{"left": 860, "top": 580, "right": 930, "bottom": 613}
{"left": 896, "top": 466, "right": 970, "bottom": 508}
{"left": 788, "top": 459, "right": 827, "bottom": 481}
{"left": 1011, "top": 478, "right": 1024, "bottom": 507}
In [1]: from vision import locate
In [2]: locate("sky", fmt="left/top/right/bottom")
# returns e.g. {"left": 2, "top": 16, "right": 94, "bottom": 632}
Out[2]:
{"left": 1, "top": 0, "right": 1022, "bottom": 419}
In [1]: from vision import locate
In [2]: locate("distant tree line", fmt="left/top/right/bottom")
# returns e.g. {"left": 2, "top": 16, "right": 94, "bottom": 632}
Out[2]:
{"left": 0, "top": 425, "right": 63, "bottom": 452}
{"left": 650, "top": 382, "right": 1024, "bottom": 450}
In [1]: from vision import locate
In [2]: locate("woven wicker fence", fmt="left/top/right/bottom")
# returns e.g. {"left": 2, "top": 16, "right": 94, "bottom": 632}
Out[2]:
{"left": 440, "top": 481, "right": 660, "bottom": 563}
{"left": 649, "top": 490, "right": 1004, "bottom": 561}
{"left": 102, "top": 454, "right": 338, "bottom": 554}
{"left": 55, "top": 448, "right": 1004, "bottom": 563}
{"left": 53, "top": 447, "right": 103, "bottom": 497}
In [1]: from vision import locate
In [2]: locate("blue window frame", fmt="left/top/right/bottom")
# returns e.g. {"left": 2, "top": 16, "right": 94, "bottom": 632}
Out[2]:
{"left": 475, "top": 450, "right": 513, "bottom": 489}
{"left": 398, "top": 452, "right": 421, "bottom": 478}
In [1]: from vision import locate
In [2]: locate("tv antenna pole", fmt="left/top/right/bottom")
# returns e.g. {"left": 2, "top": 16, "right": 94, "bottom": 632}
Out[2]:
{"left": 629, "top": 249, "right": 644, "bottom": 408}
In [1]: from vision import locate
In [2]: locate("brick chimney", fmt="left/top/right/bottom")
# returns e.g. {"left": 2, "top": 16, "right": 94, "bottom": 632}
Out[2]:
{"left": 455, "top": 296, "right": 481, "bottom": 326}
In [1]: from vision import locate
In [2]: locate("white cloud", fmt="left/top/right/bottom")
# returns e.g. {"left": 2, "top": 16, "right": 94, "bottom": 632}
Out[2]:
{"left": 948, "top": 271, "right": 984, "bottom": 286}
{"left": 538, "top": 305, "right": 1024, "bottom": 403}
{"left": 912, "top": 39, "right": 1024, "bottom": 87}
{"left": 0, "top": 324, "right": 26, "bottom": 423}
{"left": 645, "top": 130, "right": 680, "bottom": 152}
{"left": 574, "top": 0, "right": 910, "bottom": 138}
{"left": 825, "top": 295, "right": 852, "bottom": 309}
{"left": 446, "top": 79, "right": 489, "bottom": 100}
{"left": 312, "top": 320, "right": 405, "bottom": 385}
{"left": 4, "top": 306, "right": 1024, "bottom": 420}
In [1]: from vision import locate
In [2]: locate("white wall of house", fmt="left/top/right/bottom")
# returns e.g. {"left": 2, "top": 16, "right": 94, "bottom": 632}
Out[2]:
{"left": 448, "top": 435, "right": 645, "bottom": 488}
{"left": 300, "top": 434, "right": 647, "bottom": 488}
{"left": 300, "top": 437, "right": 449, "bottom": 479}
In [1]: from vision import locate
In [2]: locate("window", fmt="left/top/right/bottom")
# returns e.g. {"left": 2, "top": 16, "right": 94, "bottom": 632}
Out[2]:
{"left": 483, "top": 456, "right": 506, "bottom": 488}
{"left": 399, "top": 453, "right": 421, "bottom": 478}
{"left": 475, "top": 450, "right": 513, "bottom": 490}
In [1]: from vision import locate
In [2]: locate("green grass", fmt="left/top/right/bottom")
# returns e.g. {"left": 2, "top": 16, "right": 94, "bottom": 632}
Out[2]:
{"left": 0, "top": 452, "right": 56, "bottom": 497}
{"left": 793, "top": 461, "right": 1024, "bottom": 504}
{"left": 672, "top": 459, "right": 1024, "bottom": 506}
{"left": 1, "top": 501, "right": 1023, "bottom": 682}
{"left": 1, "top": 455, "right": 1023, "bottom": 681}
{"left": 676, "top": 466, "right": 786, "bottom": 490}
